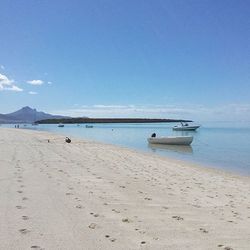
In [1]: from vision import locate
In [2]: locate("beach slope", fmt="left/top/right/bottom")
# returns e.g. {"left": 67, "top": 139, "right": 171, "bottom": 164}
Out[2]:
{"left": 0, "top": 128, "right": 249, "bottom": 250}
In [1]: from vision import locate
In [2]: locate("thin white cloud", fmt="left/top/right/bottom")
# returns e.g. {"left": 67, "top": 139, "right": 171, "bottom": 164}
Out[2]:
{"left": 0, "top": 73, "right": 23, "bottom": 92}
{"left": 27, "top": 79, "right": 44, "bottom": 85}
{"left": 0, "top": 73, "right": 13, "bottom": 86}
{"left": 53, "top": 104, "right": 194, "bottom": 118}
{"left": 5, "top": 85, "right": 23, "bottom": 92}
{"left": 48, "top": 81, "right": 52, "bottom": 84}
{"left": 28, "top": 91, "right": 38, "bottom": 95}
{"left": 93, "top": 105, "right": 129, "bottom": 109}
{"left": 0, "top": 65, "right": 5, "bottom": 70}
{"left": 52, "top": 103, "right": 250, "bottom": 121}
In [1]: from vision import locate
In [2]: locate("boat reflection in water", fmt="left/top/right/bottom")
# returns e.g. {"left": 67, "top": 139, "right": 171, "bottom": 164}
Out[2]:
{"left": 148, "top": 143, "right": 193, "bottom": 154}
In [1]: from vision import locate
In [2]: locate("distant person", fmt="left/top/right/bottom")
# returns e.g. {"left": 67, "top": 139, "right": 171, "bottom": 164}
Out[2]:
{"left": 151, "top": 133, "right": 156, "bottom": 138}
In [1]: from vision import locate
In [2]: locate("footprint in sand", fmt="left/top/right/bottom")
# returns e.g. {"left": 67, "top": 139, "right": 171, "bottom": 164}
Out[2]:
{"left": 90, "top": 212, "right": 99, "bottom": 217}
{"left": 19, "top": 228, "right": 30, "bottom": 234}
{"left": 172, "top": 216, "right": 184, "bottom": 221}
{"left": 22, "top": 216, "right": 29, "bottom": 220}
{"left": 65, "top": 192, "right": 73, "bottom": 196}
{"left": 122, "top": 218, "right": 132, "bottom": 223}
{"left": 110, "top": 238, "right": 116, "bottom": 242}
{"left": 88, "top": 223, "right": 97, "bottom": 229}
{"left": 30, "top": 245, "right": 43, "bottom": 249}
{"left": 16, "top": 205, "right": 23, "bottom": 209}
{"left": 112, "top": 209, "right": 120, "bottom": 213}
{"left": 17, "top": 190, "right": 23, "bottom": 194}
{"left": 105, "top": 235, "right": 116, "bottom": 242}
{"left": 144, "top": 197, "right": 152, "bottom": 201}
{"left": 199, "top": 228, "right": 208, "bottom": 233}
{"left": 22, "top": 197, "right": 28, "bottom": 201}
{"left": 139, "top": 230, "right": 146, "bottom": 234}
{"left": 75, "top": 205, "right": 83, "bottom": 209}
{"left": 218, "top": 245, "right": 233, "bottom": 250}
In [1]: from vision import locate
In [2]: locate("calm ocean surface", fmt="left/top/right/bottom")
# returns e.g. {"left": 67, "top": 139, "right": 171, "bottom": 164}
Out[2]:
{"left": 3, "top": 121, "right": 250, "bottom": 175}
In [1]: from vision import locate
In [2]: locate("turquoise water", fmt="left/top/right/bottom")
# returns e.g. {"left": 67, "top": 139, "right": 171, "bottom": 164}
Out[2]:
{"left": 3, "top": 122, "right": 250, "bottom": 175}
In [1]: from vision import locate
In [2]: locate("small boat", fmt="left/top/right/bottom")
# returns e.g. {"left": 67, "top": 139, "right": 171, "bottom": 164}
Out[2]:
{"left": 85, "top": 125, "right": 93, "bottom": 128}
{"left": 173, "top": 122, "right": 200, "bottom": 131}
{"left": 58, "top": 123, "right": 64, "bottom": 127}
{"left": 148, "top": 136, "right": 193, "bottom": 145}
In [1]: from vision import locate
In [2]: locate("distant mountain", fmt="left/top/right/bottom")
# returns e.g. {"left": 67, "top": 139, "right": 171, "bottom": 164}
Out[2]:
{"left": 0, "top": 106, "right": 69, "bottom": 123}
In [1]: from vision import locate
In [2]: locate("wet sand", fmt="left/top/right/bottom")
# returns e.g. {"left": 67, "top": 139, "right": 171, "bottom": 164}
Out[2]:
{"left": 0, "top": 128, "right": 249, "bottom": 250}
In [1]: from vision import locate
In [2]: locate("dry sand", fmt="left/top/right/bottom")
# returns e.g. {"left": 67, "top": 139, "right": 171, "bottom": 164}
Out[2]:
{"left": 0, "top": 128, "right": 249, "bottom": 250}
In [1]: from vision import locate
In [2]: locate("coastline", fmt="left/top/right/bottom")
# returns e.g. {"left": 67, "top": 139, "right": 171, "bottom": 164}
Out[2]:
{"left": 1, "top": 128, "right": 250, "bottom": 249}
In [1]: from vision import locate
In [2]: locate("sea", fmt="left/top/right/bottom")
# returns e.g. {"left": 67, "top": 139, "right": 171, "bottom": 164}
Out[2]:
{"left": 2, "top": 121, "right": 250, "bottom": 176}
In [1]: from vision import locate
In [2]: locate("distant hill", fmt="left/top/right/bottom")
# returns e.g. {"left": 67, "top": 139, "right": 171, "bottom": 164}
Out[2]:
{"left": 0, "top": 106, "right": 192, "bottom": 124}
{"left": 0, "top": 106, "right": 69, "bottom": 123}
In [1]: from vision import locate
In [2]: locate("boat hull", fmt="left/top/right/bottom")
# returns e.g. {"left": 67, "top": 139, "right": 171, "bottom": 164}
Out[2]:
{"left": 85, "top": 125, "right": 93, "bottom": 128}
{"left": 173, "top": 125, "right": 200, "bottom": 131}
{"left": 148, "top": 136, "right": 193, "bottom": 145}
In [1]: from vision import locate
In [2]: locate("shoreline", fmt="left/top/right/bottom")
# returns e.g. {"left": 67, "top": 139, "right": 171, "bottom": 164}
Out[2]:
{"left": 1, "top": 128, "right": 250, "bottom": 249}
{"left": 22, "top": 126, "right": 250, "bottom": 178}
{"left": 6, "top": 122, "right": 250, "bottom": 177}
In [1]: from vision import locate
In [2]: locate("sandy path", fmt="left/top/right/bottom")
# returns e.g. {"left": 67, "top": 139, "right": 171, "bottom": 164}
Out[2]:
{"left": 0, "top": 128, "right": 249, "bottom": 250}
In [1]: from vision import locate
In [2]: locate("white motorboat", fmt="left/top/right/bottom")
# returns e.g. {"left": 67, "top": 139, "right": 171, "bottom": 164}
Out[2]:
{"left": 173, "top": 122, "right": 200, "bottom": 131}
{"left": 58, "top": 123, "right": 64, "bottom": 127}
{"left": 148, "top": 136, "right": 193, "bottom": 145}
{"left": 85, "top": 125, "right": 93, "bottom": 128}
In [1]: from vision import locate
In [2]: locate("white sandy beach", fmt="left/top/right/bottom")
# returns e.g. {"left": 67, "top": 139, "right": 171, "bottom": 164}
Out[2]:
{"left": 0, "top": 128, "right": 249, "bottom": 250}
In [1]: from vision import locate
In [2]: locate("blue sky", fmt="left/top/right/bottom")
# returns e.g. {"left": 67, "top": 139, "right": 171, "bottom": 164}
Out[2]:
{"left": 0, "top": 0, "right": 249, "bottom": 121}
